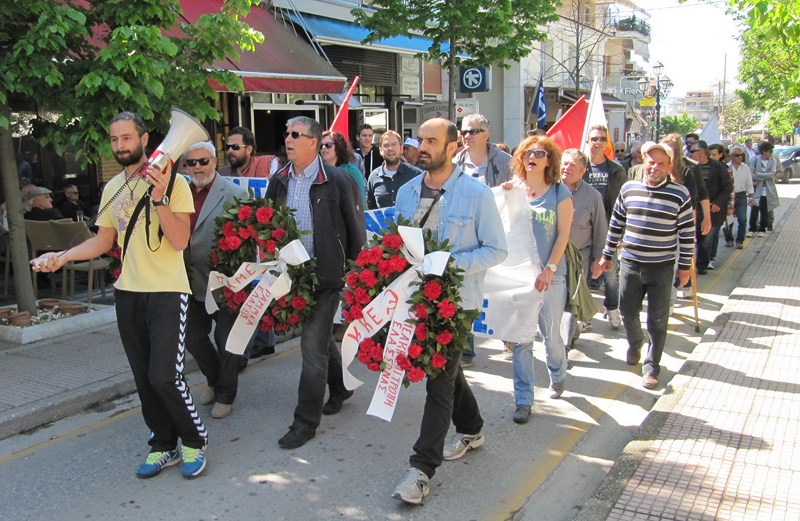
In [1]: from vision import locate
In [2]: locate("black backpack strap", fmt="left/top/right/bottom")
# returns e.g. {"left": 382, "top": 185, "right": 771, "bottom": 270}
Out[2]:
{"left": 121, "top": 172, "right": 178, "bottom": 261}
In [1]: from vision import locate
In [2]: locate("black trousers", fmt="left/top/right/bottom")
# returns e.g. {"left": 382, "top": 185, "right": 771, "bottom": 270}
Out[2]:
{"left": 115, "top": 290, "right": 208, "bottom": 451}
{"left": 749, "top": 195, "right": 772, "bottom": 232}
{"left": 409, "top": 349, "right": 483, "bottom": 478}
{"left": 185, "top": 298, "right": 242, "bottom": 405}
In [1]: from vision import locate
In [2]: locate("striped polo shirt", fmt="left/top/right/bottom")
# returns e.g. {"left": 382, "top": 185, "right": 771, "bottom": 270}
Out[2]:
{"left": 603, "top": 178, "right": 695, "bottom": 270}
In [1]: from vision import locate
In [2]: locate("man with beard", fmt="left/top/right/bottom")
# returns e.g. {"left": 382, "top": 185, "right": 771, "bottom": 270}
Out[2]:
{"left": 219, "top": 126, "right": 278, "bottom": 360}
{"left": 366, "top": 130, "right": 423, "bottom": 209}
{"left": 391, "top": 118, "right": 507, "bottom": 504}
{"left": 218, "top": 126, "right": 278, "bottom": 178}
{"left": 599, "top": 142, "right": 694, "bottom": 391}
{"left": 183, "top": 141, "right": 249, "bottom": 420}
{"left": 266, "top": 116, "right": 366, "bottom": 449}
{"left": 32, "top": 112, "right": 208, "bottom": 479}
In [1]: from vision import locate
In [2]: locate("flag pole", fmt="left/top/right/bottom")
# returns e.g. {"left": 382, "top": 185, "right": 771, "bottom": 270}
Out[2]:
{"left": 329, "top": 76, "right": 360, "bottom": 142}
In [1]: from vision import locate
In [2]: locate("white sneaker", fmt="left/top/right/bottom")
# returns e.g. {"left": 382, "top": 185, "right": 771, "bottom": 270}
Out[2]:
{"left": 442, "top": 432, "right": 485, "bottom": 461}
{"left": 681, "top": 287, "right": 694, "bottom": 299}
{"left": 746, "top": 232, "right": 754, "bottom": 238}
{"left": 606, "top": 309, "right": 622, "bottom": 330}
{"left": 392, "top": 467, "right": 430, "bottom": 504}
{"left": 708, "top": 260, "right": 716, "bottom": 270}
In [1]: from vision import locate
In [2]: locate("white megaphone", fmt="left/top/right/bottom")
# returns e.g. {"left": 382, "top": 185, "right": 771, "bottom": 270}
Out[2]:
{"left": 145, "top": 108, "right": 210, "bottom": 174}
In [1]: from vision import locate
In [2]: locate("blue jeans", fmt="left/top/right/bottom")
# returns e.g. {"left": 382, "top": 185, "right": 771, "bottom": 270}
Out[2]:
{"left": 733, "top": 192, "right": 748, "bottom": 244}
{"left": 619, "top": 260, "right": 673, "bottom": 377}
{"left": 512, "top": 276, "right": 567, "bottom": 406}
{"left": 292, "top": 287, "right": 347, "bottom": 430}
{"left": 709, "top": 224, "right": 722, "bottom": 262}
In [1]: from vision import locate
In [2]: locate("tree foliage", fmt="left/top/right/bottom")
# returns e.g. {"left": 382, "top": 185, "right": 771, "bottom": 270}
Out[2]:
{"left": 722, "top": 95, "right": 758, "bottom": 138}
{"left": 730, "top": 0, "right": 800, "bottom": 110}
{"left": 352, "top": 0, "right": 559, "bottom": 120}
{"left": 660, "top": 114, "right": 700, "bottom": 136}
{"left": 0, "top": 0, "right": 262, "bottom": 313}
{"left": 1, "top": 0, "right": 262, "bottom": 162}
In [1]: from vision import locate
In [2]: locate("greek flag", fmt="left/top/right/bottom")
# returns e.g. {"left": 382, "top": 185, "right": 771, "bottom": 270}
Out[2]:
{"left": 532, "top": 74, "right": 547, "bottom": 129}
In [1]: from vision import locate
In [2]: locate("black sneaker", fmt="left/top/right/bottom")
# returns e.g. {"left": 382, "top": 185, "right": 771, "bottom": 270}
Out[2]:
{"left": 278, "top": 425, "right": 316, "bottom": 449}
{"left": 322, "top": 390, "right": 354, "bottom": 415}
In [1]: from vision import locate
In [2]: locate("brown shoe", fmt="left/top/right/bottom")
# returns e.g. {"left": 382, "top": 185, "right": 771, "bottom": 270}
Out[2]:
{"left": 642, "top": 373, "right": 659, "bottom": 390}
{"left": 211, "top": 402, "right": 232, "bottom": 419}
{"left": 626, "top": 350, "right": 640, "bottom": 366}
{"left": 199, "top": 387, "right": 216, "bottom": 405}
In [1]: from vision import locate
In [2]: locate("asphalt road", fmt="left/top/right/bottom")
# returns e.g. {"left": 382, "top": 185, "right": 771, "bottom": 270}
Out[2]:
{"left": 2, "top": 182, "right": 797, "bottom": 521}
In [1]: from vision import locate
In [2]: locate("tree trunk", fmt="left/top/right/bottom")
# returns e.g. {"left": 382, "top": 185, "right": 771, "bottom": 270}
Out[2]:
{"left": 448, "top": 33, "right": 457, "bottom": 122}
{"left": 0, "top": 100, "right": 37, "bottom": 315}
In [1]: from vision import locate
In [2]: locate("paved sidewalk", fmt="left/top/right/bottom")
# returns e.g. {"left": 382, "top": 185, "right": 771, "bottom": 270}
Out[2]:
{"left": 577, "top": 201, "right": 800, "bottom": 520}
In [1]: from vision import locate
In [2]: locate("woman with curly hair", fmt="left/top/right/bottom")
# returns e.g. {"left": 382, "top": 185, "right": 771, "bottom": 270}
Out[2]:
{"left": 502, "top": 135, "right": 572, "bottom": 424}
{"left": 320, "top": 130, "right": 366, "bottom": 207}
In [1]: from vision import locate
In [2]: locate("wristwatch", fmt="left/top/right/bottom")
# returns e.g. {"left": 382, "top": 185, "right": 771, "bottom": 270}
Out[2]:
{"left": 152, "top": 195, "right": 170, "bottom": 207}
{"left": 546, "top": 263, "right": 557, "bottom": 273}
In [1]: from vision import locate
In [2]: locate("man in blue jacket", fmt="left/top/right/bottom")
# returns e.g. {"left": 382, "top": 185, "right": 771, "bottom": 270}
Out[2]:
{"left": 391, "top": 118, "right": 507, "bottom": 504}
{"left": 265, "top": 116, "right": 366, "bottom": 449}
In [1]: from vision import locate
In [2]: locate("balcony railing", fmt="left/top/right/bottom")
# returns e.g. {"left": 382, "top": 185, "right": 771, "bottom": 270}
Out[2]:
{"left": 614, "top": 16, "right": 650, "bottom": 37}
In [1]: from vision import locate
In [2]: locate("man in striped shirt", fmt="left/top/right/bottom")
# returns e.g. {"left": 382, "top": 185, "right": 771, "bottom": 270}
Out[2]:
{"left": 598, "top": 141, "right": 695, "bottom": 390}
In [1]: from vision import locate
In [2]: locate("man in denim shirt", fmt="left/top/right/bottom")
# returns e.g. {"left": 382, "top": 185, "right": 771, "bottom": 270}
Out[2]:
{"left": 390, "top": 118, "right": 507, "bottom": 504}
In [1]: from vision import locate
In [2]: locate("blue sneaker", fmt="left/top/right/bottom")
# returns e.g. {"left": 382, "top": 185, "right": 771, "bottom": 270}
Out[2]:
{"left": 181, "top": 446, "right": 207, "bottom": 478}
{"left": 136, "top": 450, "right": 180, "bottom": 478}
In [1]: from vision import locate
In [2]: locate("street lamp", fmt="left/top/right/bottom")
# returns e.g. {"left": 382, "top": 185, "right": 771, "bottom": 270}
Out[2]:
{"left": 638, "top": 61, "right": 673, "bottom": 140}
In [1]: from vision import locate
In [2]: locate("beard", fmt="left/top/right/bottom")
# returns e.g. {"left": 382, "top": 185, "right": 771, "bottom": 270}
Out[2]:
{"left": 227, "top": 153, "right": 246, "bottom": 168}
{"left": 417, "top": 147, "right": 449, "bottom": 172}
{"left": 113, "top": 143, "right": 145, "bottom": 167}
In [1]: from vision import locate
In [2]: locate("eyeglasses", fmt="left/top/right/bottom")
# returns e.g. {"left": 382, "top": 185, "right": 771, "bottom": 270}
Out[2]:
{"left": 590, "top": 136, "right": 608, "bottom": 143}
{"left": 460, "top": 128, "right": 486, "bottom": 136}
{"left": 283, "top": 131, "right": 314, "bottom": 140}
{"left": 523, "top": 149, "right": 548, "bottom": 159}
{"left": 185, "top": 158, "right": 212, "bottom": 167}
{"left": 320, "top": 142, "right": 335, "bottom": 149}
{"left": 224, "top": 144, "right": 243, "bottom": 151}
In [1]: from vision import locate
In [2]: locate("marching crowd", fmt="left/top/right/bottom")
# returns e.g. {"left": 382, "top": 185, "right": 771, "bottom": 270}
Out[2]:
{"left": 29, "top": 110, "right": 780, "bottom": 505}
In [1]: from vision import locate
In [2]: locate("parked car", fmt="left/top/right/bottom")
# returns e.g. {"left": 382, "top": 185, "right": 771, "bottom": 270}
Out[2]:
{"left": 773, "top": 146, "right": 800, "bottom": 183}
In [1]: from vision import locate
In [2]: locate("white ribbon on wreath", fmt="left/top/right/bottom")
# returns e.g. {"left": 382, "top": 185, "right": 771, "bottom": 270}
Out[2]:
{"left": 205, "top": 239, "right": 310, "bottom": 355}
{"left": 341, "top": 225, "right": 450, "bottom": 421}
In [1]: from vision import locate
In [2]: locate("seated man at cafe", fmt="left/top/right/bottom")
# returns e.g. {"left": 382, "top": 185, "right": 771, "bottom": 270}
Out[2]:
{"left": 58, "top": 184, "right": 91, "bottom": 221}
{"left": 24, "top": 187, "right": 64, "bottom": 221}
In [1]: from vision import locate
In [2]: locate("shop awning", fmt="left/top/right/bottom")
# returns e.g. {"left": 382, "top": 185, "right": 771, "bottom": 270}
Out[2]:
{"left": 285, "top": 12, "right": 448, "bottom": 55}
{"left": 178, "top": 2, "right": 346, "bottom": 94}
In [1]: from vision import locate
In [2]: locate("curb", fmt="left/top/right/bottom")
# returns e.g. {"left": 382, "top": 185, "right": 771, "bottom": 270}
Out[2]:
{"left": 572, "top": 198, "right": 793, "bottom": 521}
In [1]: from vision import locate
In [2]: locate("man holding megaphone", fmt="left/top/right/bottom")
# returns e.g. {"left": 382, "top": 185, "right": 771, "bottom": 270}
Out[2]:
{"left": 32, "top": 111, "right": 210, "bottom": 480}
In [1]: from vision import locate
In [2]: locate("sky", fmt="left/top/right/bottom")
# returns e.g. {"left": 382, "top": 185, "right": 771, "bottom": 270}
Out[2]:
{"left": 631, "top": 0, "right": 744, "bottom": 100}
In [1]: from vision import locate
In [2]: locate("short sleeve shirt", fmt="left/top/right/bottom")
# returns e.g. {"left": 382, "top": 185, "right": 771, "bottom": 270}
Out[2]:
{"left": 529, "top": 184, "right": 571, "bottom": 276}
{"left": 96, "top": 172, "right": 194, "bottom": 293}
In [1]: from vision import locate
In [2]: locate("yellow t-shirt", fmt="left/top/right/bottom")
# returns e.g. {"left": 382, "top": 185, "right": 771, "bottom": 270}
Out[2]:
{"left": 96, "top": 171, "right": 194, "bottom": 293}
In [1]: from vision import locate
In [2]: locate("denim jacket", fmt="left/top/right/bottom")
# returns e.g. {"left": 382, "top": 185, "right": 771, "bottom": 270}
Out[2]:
{"left": 395, "top": 167, "right": 508, "bottom": 310}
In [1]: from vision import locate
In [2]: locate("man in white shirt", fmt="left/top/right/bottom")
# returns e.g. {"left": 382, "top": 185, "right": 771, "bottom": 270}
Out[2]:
{"left": 727, "top": 145, "right": 754, "bottom": 248}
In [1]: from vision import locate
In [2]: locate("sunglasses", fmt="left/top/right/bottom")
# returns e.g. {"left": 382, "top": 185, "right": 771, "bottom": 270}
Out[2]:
{"left": 732, "top": 153, "right": 744, "bottom": 157}
{"left": 283, "top": 131, "right": 314, "bottom": 140}
{"left": 320, "top": 142, "right": 335, "bottom": 149}
{"left": 185, "top": 158, "right": 212, "bottom": 167}
{"left": 590, "top": 136, "right": 608, "bottom": 142}
{"left": 523, "top": 149, "right": 548, "bottom": 159}
{"left": 460, "top": 128, "right": 486, "bottom": 136}
{"left": 690, "top": 149, "right": 701, "bottom": 153}
{"left": 224, "top": 144, "right": 243, "bottom": 151}
{"left": 615, "top": 149, "right": 625, "bottom": 153}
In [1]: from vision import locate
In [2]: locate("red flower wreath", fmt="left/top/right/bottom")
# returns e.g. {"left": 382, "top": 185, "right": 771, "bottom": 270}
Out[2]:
{"left": 343, "top": 217, "right": 478, "bottom": 386}
{"left": 209, "top": 197, "right": 317, "bottom": 336}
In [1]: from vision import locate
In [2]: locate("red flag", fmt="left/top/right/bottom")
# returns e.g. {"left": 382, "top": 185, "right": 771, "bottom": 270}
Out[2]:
{"left": 329, "top": 76, "right": 360, "bottom": 143}
{"left": 546, "top": 95, "right": 588, "bottom": 152}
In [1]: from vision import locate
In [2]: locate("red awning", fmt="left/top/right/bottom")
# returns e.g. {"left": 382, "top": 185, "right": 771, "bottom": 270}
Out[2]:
{"left": 178, "top": 1, "right": 346, "bottom": 94}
